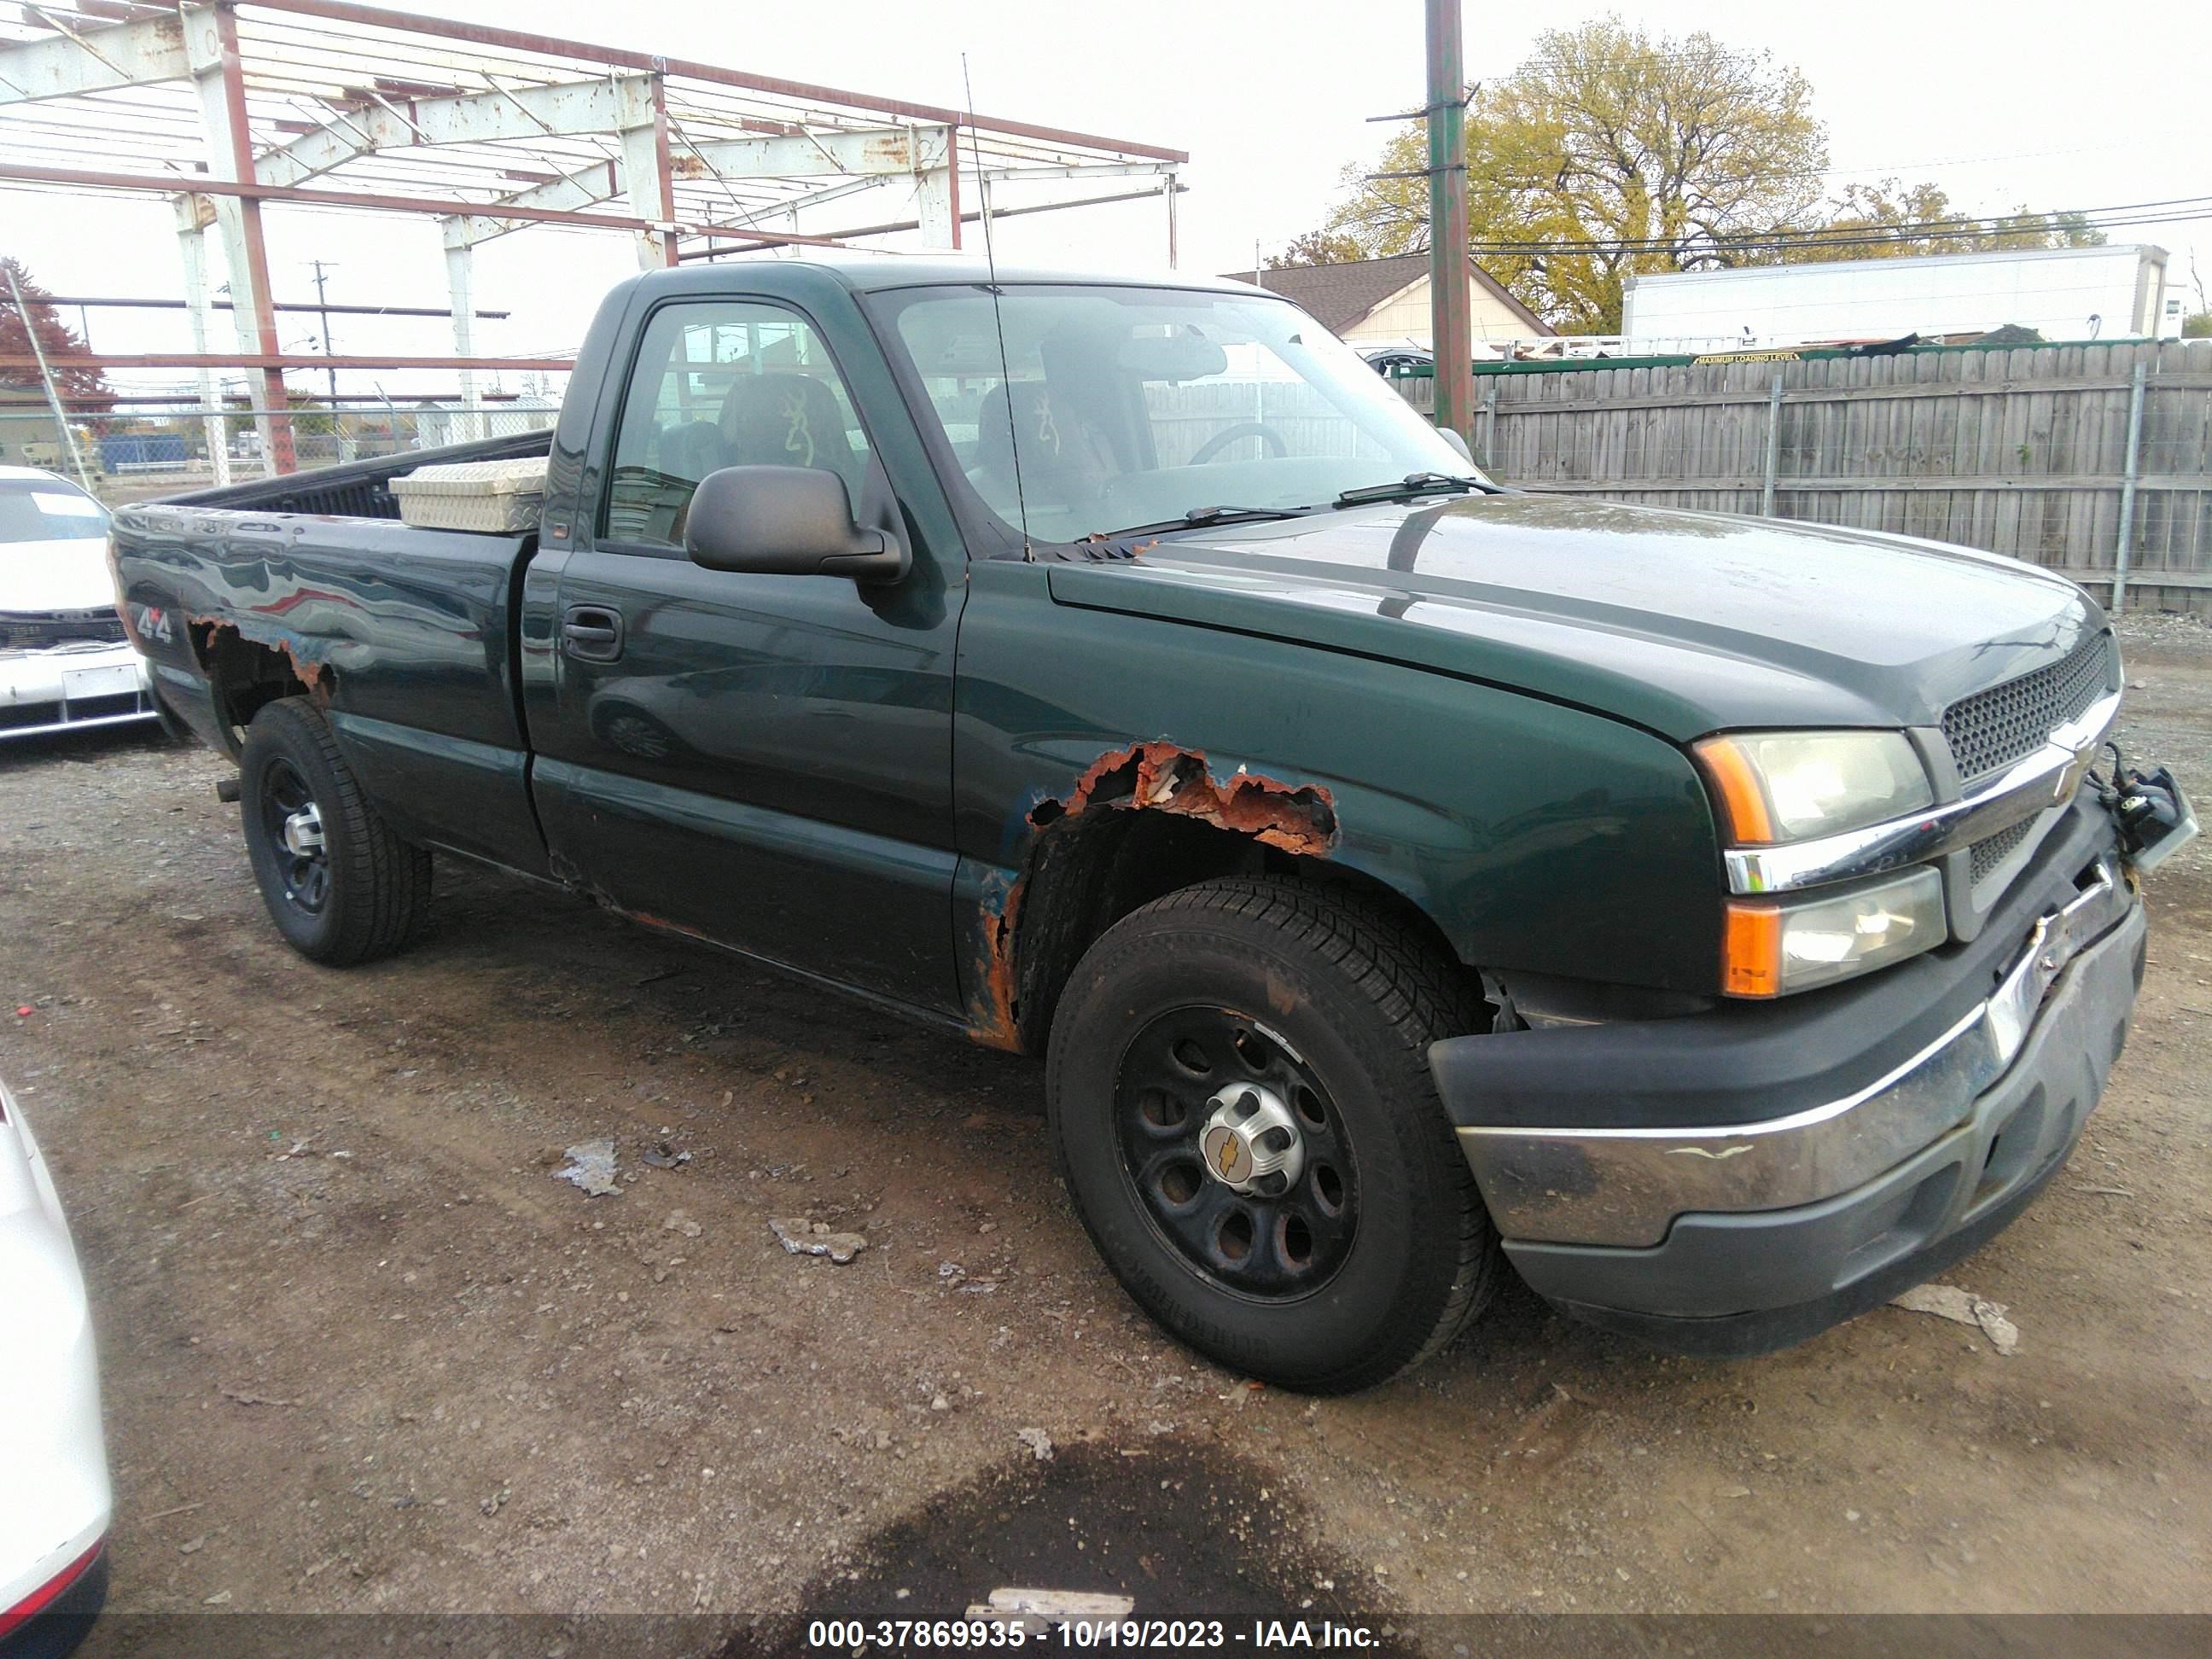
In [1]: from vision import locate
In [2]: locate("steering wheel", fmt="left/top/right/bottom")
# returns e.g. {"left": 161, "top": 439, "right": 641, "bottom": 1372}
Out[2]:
{"left": 1190, "top": 422, "right": 1289, "bottom": 463}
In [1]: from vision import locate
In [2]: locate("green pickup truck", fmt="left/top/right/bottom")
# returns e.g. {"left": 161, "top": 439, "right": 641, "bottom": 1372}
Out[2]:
{"left": 109, "top": 257, "right": 2193, "bottom": 1392}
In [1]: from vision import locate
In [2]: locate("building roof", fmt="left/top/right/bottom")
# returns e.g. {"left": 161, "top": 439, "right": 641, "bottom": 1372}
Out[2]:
{"left": 1220, "top": 253, "right": 1553, "bottom": 336}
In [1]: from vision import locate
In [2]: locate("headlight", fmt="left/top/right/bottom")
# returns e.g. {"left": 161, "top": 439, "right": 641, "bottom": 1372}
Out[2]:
{"left": 1695, "top": 731, "right": 1932, "bottom": 844}
{"left": 1723, "top": 867, "right": 1946, "bottom": 997}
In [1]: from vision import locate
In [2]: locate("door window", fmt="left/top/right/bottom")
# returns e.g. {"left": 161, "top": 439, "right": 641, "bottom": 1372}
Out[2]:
{"left": 604, "top": 301, "right": 873, "bottom": 547}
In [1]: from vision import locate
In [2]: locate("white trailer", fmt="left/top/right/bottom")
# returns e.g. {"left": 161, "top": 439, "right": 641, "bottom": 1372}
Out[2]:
{"left": 1621, "top": 244, "right": 2174, "bottom": 350}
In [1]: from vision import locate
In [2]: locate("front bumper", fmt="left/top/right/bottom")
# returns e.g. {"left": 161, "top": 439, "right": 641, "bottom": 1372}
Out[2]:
{"left": 0, "top": 643, "right": 154, "bottom": 739}
{"left": 1431, "top": 796, "right": 2147, "bottom": 1354}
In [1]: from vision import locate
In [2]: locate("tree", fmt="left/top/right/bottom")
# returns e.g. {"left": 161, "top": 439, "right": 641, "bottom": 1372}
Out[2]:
{"left": 1325, "top": 16, "right": 1831, "bottom": 331}
{"left": 0, "top": 256, "right": 112, "bottom": 410}
{"left": 1306, "top": 17, "right": 2108, "bottom": 332}
{"left": 1789, "top": 179, "right": 2106, "bottom": 263}
{"left": 2185, "top": 313, "right": 2212, "bottom": 339}
{"left": 1263, "top": 230, "right": 1371, "bottom": 270}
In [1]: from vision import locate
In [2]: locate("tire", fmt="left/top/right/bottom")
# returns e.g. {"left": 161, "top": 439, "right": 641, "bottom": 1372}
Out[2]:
{"left": 1046, "top": 876, "right": 1504, "bottom": 1393}
{"left": 238, "top": 696, "right": 431, "bottom": 965}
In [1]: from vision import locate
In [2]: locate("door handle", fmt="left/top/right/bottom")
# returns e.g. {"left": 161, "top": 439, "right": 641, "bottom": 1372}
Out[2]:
{"left": 562, "top": 605, "right": 623, "bottom": 662}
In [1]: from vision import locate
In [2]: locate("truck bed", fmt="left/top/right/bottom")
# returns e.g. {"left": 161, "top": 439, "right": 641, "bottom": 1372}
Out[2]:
{"left": 111, "top": 442, "right": 552, "bottom": 876}
{"left": 162, "top": 428, "right": 553, "bottom": 521}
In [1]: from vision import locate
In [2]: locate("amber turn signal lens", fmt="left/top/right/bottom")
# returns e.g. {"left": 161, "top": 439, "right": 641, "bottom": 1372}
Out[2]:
{"left": 1694, "top": 736, "right": 1778, "bottom": 845}
{"left": 1722, "top": 902, "right": 1783, "bottom": 998}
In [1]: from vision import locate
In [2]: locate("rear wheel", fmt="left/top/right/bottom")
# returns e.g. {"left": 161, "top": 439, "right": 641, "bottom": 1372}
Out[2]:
{"left": 1046, "top": 876, "right": 1502, "bottom": 1392}
{"left": 239, "top": 696, "right": 431, "bottom": 964}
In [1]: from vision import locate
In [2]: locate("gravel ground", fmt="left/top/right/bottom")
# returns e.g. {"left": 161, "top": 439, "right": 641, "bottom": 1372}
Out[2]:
{"left": 2, "top": 613, "right": 2208, "bottom": 1654}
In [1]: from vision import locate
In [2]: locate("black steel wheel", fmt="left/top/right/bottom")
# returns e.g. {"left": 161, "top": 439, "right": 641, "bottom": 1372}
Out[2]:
{"left": 238, "top": 696, "right": 431, "bottom": 965}
{"left": 1116, "top": 1006, "right": 1358, "bottom": 1301}
{"left": 1048, "top": 876, "right": 1503, "bottom": 1393}
{"left": 256, "top": 755, "right": 331, "bottom": 915}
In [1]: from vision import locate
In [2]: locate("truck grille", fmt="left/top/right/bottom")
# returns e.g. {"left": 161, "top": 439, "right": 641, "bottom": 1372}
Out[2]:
{"left": 1969, "top": 817, "right": 2037, "bottom": 884}
{"left": 1941, "top": 632, "right": 2112, "bottom": 784}
{"left": 1, "top": 608, "right": 127, "bottom": 649}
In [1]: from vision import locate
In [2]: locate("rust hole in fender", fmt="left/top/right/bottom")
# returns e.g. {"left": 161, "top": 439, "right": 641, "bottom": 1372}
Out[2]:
{"left": 191, "top": 616, "right": 334, "bottom": 707}
{"left": 970, "top": 743, "right": 1339, "bottom": 1053}
{"left": 1030, "top": 742, "right": 1337, "bottom": 857}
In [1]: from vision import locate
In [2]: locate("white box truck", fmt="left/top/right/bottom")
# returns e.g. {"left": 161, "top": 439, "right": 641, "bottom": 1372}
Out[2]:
{"left": 1622, "top": 243, "right": 2174, "bottom": 350}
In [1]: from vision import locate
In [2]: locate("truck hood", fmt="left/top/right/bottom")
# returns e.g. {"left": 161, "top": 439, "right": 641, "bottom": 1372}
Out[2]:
{"left": 1045, "top": 494, "right": 2101, "bottom": 741}
{"left": 0, "top": 538, "right": 120, "bottom": 614}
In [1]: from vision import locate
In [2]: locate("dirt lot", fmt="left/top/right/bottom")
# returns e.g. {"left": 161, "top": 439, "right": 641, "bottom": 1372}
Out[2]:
{"left": 3, "top": 614, "right": 2209, "bottom": 1652}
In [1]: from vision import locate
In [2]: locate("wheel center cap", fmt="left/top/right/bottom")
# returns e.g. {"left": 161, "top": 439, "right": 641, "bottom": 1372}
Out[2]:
{"left": 282, "top": 803, "right": 324, "bottom": 858}
{"left": 1198, "top": 1084, "right": 1304, "bottom": 1196}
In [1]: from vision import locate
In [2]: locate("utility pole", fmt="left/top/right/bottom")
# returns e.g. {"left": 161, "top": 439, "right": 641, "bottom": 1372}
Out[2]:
{"left": 1424, "top": 0, "right": 1474, "bottom": 449}
{"left": 309, "top": 259, "right": 339, "bottom": 403}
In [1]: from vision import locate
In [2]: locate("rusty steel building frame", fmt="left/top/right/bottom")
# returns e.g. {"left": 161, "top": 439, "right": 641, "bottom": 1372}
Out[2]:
{"left": 0, "top": 0, "right": 1187, "bottom": 473}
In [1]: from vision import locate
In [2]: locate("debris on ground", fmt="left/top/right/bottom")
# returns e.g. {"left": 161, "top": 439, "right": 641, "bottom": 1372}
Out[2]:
{"left": 1889, "top": 1284, "right": 2021, "bottom": 1354}
{"left": 554, "top": 1138, "right": 620, "bottom": 1197}
{"left": 1016, "top": 1428, "right": 1054, "bottom": 1463}
{"left": 966, "top": 1586, "right": 1136, "bottom": 1633}
{"left": 663, "top": 1209, "right": 703, "bottom": 1238}
{"left": 641, "top": 1141, "right": 693, "bottom": 1169}
{"left": 769, "top": 1217, "right": 868, "bottom": 1264}
{"left": 219, "top": 1386, "right": 299, "bottom": 1407}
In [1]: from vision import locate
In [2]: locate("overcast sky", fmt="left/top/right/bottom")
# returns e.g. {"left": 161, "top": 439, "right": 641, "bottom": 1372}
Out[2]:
{"left": 3, "top": 0, "right": 2204, "bottom": 398}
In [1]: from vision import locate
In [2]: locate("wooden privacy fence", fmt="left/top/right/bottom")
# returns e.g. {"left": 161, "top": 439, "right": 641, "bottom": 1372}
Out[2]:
{"left": 1397, "top": 339, "right": 2212, "bottom": 611}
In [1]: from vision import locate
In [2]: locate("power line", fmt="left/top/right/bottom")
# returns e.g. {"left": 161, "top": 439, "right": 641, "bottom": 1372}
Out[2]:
{"left": 1462, "top": 210, "right": 2212, "bottom": 259}
{"left": 1345, "top": 192, "right": 2212, "bottom": 257}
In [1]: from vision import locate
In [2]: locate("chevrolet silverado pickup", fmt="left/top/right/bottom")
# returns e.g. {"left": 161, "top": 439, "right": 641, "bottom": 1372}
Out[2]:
{"left": 108, "top": 257, "right": 2193, "bottom": 1391}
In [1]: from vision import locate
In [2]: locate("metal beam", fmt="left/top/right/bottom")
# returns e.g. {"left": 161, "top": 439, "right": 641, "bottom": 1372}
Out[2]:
{"left": 620, "top": 74, "right": 677, "bottom": 271}
{"left": 444, "top": 243, "right": 481, "bottom": 440}
{"left": 0, "top": 7, "right": 189, "bottom": 106}
{"left": 680, "top": 180, "right": 1190, "bottom": 259}
{"left": 242, "top": 0, "right": 1189, "bottom": 163}
{"left": 0, "top": 352, "right": 577, "bottom": 370}
{"left": 189, "top": 2, "right": 291, "bottom": 473}
{"left": 38, "top": 294, "right": 512, "bottom": 319}
{"left": 971, "top": 160, "right": 1179, "bottom": 184}
{"left": 172, "top": 212, "right": 230, "bottom": 487}
{"left": 673, "top": 125, "right": 950, "bottom": 179}
{"left": 442, "top": 159, "right": 620, "bottom": 250}
{"left": 256, "top": 75, "right": 657, "bottom": 189}
{"left": 700, "top": 173, "right": 888, "bottom": 230}
{"left": 0, "top": 162, "right": 851, "bottom": 246}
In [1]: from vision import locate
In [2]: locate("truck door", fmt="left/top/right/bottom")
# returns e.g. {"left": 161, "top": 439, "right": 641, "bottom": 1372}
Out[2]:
{"left": 526, "top": 296, "right": 963, "bottom": 1013}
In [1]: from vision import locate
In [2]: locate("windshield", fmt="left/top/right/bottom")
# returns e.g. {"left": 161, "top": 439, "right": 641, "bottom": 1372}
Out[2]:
{"left": 0, "top": 478, "right": 108, "bottom": 544}
{"left": 880, "top": 284, "right": 1482, "bottom": 545}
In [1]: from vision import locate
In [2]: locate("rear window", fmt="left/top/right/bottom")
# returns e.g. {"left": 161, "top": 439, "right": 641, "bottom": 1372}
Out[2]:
{"left": 0, "top": 480, "right": 108, "bottom": 544}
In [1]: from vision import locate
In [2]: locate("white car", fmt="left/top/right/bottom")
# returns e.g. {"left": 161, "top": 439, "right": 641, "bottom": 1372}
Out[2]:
{"left": 0, "top": 467, "right": 154, "bottom": 741}
{"left": 0, "top": 1079, "right": 109, "bottom": 1653}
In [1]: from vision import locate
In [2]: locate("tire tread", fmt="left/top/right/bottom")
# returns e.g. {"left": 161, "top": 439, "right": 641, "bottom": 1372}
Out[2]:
{"left": 244, "top": 698, "right": 431, "bottom": 966}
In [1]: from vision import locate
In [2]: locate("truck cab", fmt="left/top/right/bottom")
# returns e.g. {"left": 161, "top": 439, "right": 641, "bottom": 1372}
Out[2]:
{"left": 109, "top": 257, "right": 2193, "bottom": 1390}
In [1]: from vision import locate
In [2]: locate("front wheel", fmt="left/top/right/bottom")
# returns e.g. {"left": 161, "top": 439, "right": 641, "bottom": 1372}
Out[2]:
{"left": 1046, "top": 876, "right": 1503, "bottom": 1393}
{"left": 239, "top": 696, "right": 431, "bottom": 965}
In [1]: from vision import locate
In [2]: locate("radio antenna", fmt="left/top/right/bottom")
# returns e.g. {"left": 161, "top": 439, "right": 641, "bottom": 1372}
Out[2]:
{"left": 962, "top": 53, "right": 1030, "bottom": 559}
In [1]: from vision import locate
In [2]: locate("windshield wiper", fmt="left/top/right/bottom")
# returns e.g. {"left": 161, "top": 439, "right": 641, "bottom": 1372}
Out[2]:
{"left": 1102, "top": 504, "right": 1314, "bottom": 538}
{"left": 1333, "top": 473, "right": 1493, "bottom": 507}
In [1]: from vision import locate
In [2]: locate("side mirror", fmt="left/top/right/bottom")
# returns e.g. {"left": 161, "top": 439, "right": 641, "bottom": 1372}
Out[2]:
{"left": 684, "top": 465, "right": 911, "bottom": 583}
{"left": 1436, "top": 427, "right": 1474, "bottom": 463}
